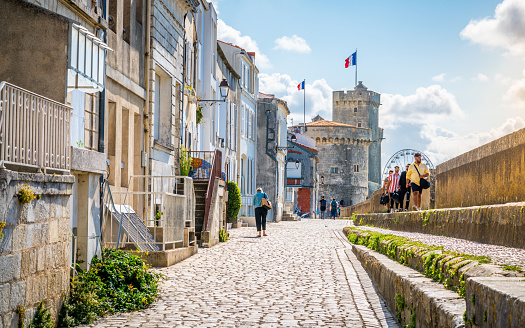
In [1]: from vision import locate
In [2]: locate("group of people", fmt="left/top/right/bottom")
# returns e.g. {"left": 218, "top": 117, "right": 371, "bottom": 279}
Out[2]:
{"left": 318, "top": 196, "right": 340, "bottom": 219}
{"left": 382, "top": 152, "right": 430, "bottom": 212}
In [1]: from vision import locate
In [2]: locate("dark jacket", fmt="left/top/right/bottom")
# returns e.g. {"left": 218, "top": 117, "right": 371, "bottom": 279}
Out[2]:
{"left": 399, "top": 171, "right": 407, "bottom": 190}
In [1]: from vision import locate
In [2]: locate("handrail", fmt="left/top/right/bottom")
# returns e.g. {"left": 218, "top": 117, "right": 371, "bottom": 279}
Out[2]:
{"left": 0, "top": 81, "right": 72, "bottom": 172}
{"left": 203, "top": 149, "right": 222, "bottom": 231}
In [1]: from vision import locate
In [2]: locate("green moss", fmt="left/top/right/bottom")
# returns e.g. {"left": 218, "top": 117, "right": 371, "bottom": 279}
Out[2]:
{"left": 503, "top": 265, "right": 522, "bottom": 271}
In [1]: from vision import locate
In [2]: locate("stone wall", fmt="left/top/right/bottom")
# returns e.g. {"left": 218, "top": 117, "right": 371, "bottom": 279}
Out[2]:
{"left": 435, "top": 127, "right": 525, "bottom": 208}
{"left": 0, "top": 169, "right": 74, "bottom": 327}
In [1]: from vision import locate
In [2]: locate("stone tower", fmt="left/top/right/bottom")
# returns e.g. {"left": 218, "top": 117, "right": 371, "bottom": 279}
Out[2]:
{"left": 332, "top": 81, "right": 383, "bottom": 188}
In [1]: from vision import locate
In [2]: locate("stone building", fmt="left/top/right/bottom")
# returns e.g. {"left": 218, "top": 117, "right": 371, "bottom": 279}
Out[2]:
{"left": 301, "top": 81, "right": 383, "bottom": 207}
{"left": 256, "top": 93, "right": 289, "bottom": 222}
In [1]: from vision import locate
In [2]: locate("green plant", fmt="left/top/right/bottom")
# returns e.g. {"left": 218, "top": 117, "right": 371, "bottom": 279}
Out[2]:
{"left": 0, "top": 221, "right": 5, "bottom": 241}
{"left": 226, "top": 181, "right": 241, "bottom": 223}
{"left": 15, "top": 304, "right": 26, "bottom": 328}
{"left": 75, "top": 140, "right": 84, "bottom": 148}
{"left": 395, "top": 292, "right": 406, "bottom": 322}
{"left": 17, "top": 184, "right": 36, "bottom": 204}
{"left": 59, "top": 248, "right": 163, "bottom": 327}
{"left": 196, "top": 106, "right": 204, "bottom": 125}
{"left": 219, "top": 229, "right": 229, "bottom": 242}
{"left": 30, "top": 302, "right": 54, "bottom": 328}
{"left": 179, "top": 147, "right": 192, "bottom": 176}
{"left": 503, "top": 264, "right": 522, "bottom": 271}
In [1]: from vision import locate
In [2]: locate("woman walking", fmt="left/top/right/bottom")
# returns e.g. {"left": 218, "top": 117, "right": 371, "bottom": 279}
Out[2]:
{"left": 252, "top": 188, "right": 269, "bottom": 237}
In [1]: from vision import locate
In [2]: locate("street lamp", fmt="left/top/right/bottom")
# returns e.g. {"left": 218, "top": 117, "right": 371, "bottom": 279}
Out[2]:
{"left": 199, "top": 78, "right": 230, "bottom": 104}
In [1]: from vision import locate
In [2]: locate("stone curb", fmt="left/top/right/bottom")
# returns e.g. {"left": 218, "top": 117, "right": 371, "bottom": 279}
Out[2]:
{"left": 350, "top": 243, "right": 466, "bottom": 327}
{"left": 352, "top": 202, "right": 525, "bottom": 249}
{"left": 465, "top": 277, "right": 525, "bottom": 328}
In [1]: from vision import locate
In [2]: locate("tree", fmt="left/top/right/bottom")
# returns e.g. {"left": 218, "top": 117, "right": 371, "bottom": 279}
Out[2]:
{"left": 226, "top": 181, "right": 241, "bottom": 223}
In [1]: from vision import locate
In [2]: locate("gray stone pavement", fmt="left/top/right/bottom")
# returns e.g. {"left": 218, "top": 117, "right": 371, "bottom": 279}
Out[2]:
{"left": 84, "top": 219, "right": 399, "bottom": 328}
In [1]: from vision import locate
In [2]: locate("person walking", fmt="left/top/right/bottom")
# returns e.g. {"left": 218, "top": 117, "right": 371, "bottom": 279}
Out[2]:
{"left": 319, "top": 196, "right": 327, "bottom": 219}
{"left": 330, "top": 198, "right": 338, "bottom": 220}
{"left": 399, "top": 164, "right": 411, "bottom": 211}
{"left": 406, "top": 153, "right": 430, "bottom": 211}
{"left": 386, "top": 166, "right": 401, "bottom": 212}
{"left": 252, "top": 188, "right": 269, "bottom": 237}
{"left": 382, "top": 170, "right": 393, "bottom": 212}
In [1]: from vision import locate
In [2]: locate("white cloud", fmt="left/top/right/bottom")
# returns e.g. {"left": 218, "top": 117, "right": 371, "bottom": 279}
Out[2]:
{"left": 379, "top": 85, "right": 464, "bottom": 129}
{"left": 460, "top": 0, "right": 525, "bottom": 58}
{"left": 259, "top": 73, "right": 333, "bottom": 124}
{"left": 421, "top": 117, "right": 525, "bottom": 163}
{"left": 497, "top": 69, "right": 525, "bottom": 105}
{"left": 217, "top": 19, "right": 271, "bottom": 69}
{"left": 471, "top": 73, "right": 489, "bottom": 82}
{"left": 432, "top": 73, "right": 446, "bottom": 82}
{"left": 208, "top": 0, "right": 221, "bottom": 13}
{"left": 274, "top": 35, "right": 311, "bottom": 54}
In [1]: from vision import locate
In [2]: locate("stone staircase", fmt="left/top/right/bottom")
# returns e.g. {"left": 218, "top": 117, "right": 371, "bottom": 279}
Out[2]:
{"left": 193, "top": 180, "right": 208, "bottom": 245}
{"left": 281, "top": 210, "right": 297, "bottom": 221}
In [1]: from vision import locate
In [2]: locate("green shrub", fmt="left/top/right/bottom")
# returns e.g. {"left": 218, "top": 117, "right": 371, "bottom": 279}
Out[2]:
{"left": 196, "top": 106, "right": 204, "bottom": 125}
{"left": 59, "top": 248, "right": 163, "bottom": 327}
{"left": 179, "top": 147, "right": 192, "bottom": 176}
{"left": 226, "top": 181, "right": 241, "bottom": 223}
{"left": 30, "top": 302, "right": 54, "bottom": 328}
{"left": 0, "top": 221, "right": 5, "bottom": 241}
{"left": 17, "top": 184, "right": 36, "bottom": 204}
{"left": 219, "top": 229, "right": 229, "bottom": 242}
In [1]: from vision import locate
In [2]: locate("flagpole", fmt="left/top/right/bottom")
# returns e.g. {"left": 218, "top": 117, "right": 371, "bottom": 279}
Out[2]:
{"left": 303, "top": 79, "right": 306, "bottom": 132}
{"left": 355, "top": 48, "right": 358, "bottom": 87}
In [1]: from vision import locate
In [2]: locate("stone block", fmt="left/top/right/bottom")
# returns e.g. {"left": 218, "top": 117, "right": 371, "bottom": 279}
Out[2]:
{"left": 37, "top": 247, "right": 45, "bottom": 272}
{"left": 0, "top": 227, "right": 13, "bottom": 253}
{"left": 0, "top": 253, "right": 21, "bottom": 283}
{"left": 48, "top": 220, "right": 58, "bottom": 244}
{"left": 33, "top": 274, "right": 48, "bottom": 304}
{"left": 0, "top": 283, "right": 10, "bottom": 315}
{"left": 24, "top": 223, "right": 38, "bottom": 249}
{"left": 20, "top": 202, "right": 36, "bottom": 224}
{"left": 5, "top": 200, "right": 20, "bottom": 226}
{"left": 11, "top": 225, "right": 26, "bottom": 252}
{"left": 40, "top": 222, "right": 49, "bottom": 245}
{"left": 25, "top": 276, "right": 33, "bottom": 305}
{"left": 54, "top": 196, "right": 62, "bottom": 218}
{"left": 34, "top": 198, "right": 50, "bottom": 222}
{"left": 3, "top": 312, "right": 16, "bottom": 328}
{"left": 58, "top": 219, "right": 70, "bottom": 242}
{"left": 9, "top": 281, "right": 26, "bottom": 310}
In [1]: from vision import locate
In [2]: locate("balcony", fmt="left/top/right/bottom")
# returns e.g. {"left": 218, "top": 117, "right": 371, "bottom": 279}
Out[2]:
{"left": 0, "top": 81, "right": 72, "bottom": 173}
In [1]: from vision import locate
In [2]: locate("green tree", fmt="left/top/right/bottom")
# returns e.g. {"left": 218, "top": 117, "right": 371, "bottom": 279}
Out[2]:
{"left": 226, "top": 181, "right": 241, "bottom": 223}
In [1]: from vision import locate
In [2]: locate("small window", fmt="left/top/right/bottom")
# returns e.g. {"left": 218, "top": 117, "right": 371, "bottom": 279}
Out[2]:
{"left": 354, "top": 107, "right": 357, "bottom": 113}
{"left": 354, "top": 164, "right": 359, "bottom": 172}
{"left": 358, "top": 122, "right": 362, "bottom": 127}
{"left": 330, "top": 167, "right": 338, "bottom": 174}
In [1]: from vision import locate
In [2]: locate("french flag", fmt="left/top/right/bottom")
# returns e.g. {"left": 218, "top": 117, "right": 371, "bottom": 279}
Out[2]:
{"left": 297, "top": 81, "right": 305, "bottom": 90}
{"left": 345, "top": 51, "right": 357, "bottom": 68}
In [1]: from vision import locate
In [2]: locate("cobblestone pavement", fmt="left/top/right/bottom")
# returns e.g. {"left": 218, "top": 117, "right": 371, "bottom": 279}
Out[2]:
{"left": 85, "top": 219, "right": 399, "bottom": 328}
{"left": 354, "top": 224, "right": 525, "bottom": 267}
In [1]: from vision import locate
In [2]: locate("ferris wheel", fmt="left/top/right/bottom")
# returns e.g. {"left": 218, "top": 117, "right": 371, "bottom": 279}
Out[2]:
{"left": 383, "top": 149, "right": 434, "bottom": 179}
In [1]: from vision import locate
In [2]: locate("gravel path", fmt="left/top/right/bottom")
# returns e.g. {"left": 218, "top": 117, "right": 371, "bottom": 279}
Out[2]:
{"left": 351, "top": 223, "right": 525, "bottom": 268}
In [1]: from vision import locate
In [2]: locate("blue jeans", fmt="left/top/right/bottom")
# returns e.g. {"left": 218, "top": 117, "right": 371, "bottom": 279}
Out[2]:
{"left": 330, "top": 210, "right": 337, "bottom": 219}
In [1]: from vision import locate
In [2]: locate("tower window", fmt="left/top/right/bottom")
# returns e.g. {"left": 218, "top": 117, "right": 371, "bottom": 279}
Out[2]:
{"left": 358, "top": 122, "right": 362, "bottom": 127}
{"left": 354, "top": 165, "right": 359, "bottom": 172}
{"left": 354, "top": 108, "right": 357, "bottom": 113}
{"left": 330, "top": 167, "right": 338, "bottom": 174}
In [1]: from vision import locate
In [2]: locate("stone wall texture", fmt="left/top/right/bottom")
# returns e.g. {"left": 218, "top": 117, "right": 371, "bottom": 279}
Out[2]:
{"left": 353, "top": 202, "right": 525, "bottom": 249}
{"left": 435, "top": 127, "right": 525, "bottom": 208}
{"left": 0, "top": 169, "right": 74, "bottom": 328}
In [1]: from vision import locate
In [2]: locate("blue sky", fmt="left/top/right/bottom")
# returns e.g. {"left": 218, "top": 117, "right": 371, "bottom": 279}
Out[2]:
{"left": 213, "top": 0, "right": 525, "bottom": 169}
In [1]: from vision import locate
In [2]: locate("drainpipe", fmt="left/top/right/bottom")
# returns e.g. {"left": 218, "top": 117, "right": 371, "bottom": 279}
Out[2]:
{"left": 98, "top": 28, "right": 107, "bottom": 243}
{"left": 265, "top": 107, "right": 277, "bottom": 163}
{"left": 144, "top": 0, "right": 152, "bottom": 218}
{"left": 181, "top": 13, "right": 188, "bottom": 151}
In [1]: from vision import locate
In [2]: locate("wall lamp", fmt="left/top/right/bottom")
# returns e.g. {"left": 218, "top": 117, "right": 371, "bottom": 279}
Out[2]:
{"left": 199, "top": 79, "right": 229, "bottom": 103}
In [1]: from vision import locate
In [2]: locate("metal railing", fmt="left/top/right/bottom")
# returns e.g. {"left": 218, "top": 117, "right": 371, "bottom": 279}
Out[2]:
{"left": 189, "top": 150, "right": 222, "bottom": 231}
{"left": 0, "top": 82, "right": 72, "bottom": 172}
{"left": 102, "top": 176, "right": 195, "bottom": 251}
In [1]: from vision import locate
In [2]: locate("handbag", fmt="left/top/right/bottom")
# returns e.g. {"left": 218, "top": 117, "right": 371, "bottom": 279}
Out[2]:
{"left": 380, "top": 194, "right": 390, "bottom": 205}
{"left": 391, "top": 190, "right": 401, "bottom": 203}
{"left": 261, "top": 197, "right": 272, "bottom": 210}
{"left": 414, "top": 164, "right": 431, "bottom": 189}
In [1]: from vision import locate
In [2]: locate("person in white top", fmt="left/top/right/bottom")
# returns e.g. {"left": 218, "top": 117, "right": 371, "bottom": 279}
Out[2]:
{"left": 386, "top": 166, "right": 401, "bottom": 213}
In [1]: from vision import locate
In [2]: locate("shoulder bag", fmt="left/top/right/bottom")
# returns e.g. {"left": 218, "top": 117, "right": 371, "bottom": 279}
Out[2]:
{"left": 261, "top": 195, "right": 272, "bottom": 210}
{"left": 414, "top": 164, "right": 431, "bottom": 189}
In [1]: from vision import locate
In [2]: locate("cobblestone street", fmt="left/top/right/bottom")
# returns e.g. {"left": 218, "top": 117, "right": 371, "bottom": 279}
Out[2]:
{"left": 84, "top": 219, "right": 398, "bottom": 328}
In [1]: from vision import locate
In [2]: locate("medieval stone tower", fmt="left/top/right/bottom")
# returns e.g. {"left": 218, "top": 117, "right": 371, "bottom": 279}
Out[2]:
{"left": 333, "top": 81, "right": 383, "bottom": 188}
{"left": 301, "top": 81, "right": 383, "bottom": 206}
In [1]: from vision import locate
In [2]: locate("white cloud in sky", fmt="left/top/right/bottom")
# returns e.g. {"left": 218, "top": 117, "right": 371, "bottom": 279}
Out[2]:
{"left": 471, "top": 73, "right": 489, "bottom": 82}
{"left": 274, "top": 35, "right": 311, "bottom": 53}
{"left": 421, "top": 117, "right": 525, "bottom": 163}
{"left": 259, "top": 73, "right": 333, "bottom": 124}
{"left": 432, "top": 73, "right": 446, "bottom": 82}
{"left": 217, "top": 19, "right": 271, "bottom": 69}
{"left": 460, "top": 0, "right": 525, "bottom": 58}
{"left": 379, "top": 85, "right": 464, "bottom": 129}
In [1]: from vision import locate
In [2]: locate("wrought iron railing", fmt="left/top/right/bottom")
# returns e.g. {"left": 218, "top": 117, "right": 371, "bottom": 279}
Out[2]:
{"left": 0, "top": 82, "right": 72, "bottom": 172}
